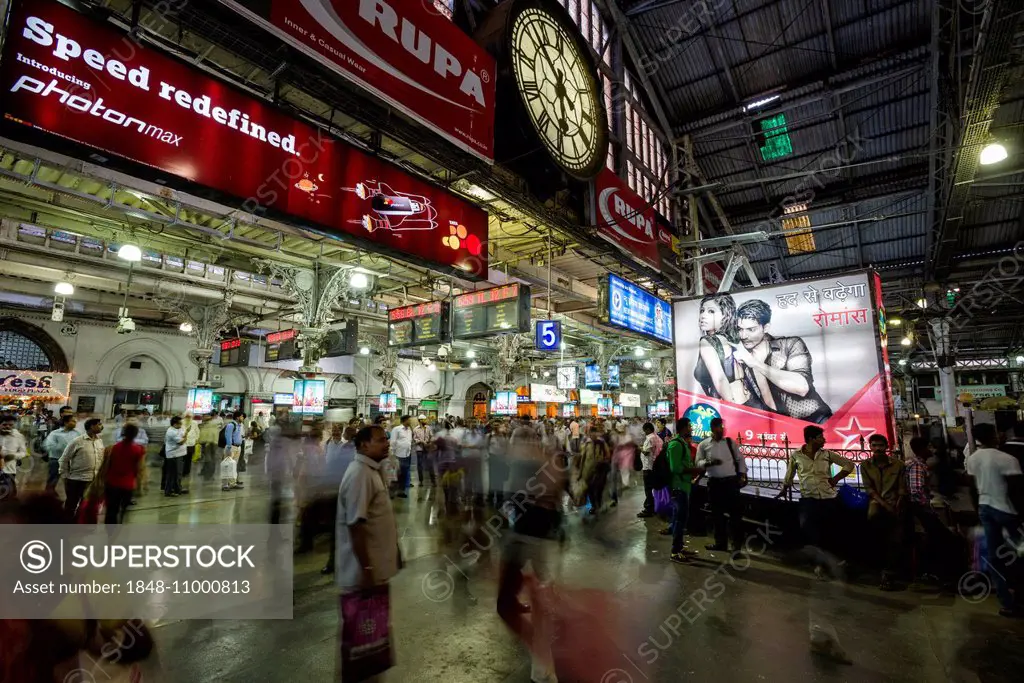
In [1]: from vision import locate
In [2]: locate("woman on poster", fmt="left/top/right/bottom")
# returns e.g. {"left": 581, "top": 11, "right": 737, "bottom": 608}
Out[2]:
{"left": 693, "top": 293, "right": 755, "bottom": 406}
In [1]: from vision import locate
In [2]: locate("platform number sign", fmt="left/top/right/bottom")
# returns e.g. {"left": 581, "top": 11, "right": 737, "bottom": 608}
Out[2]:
{"left": 536, "top": 320, "right": 561, "bottom": 351}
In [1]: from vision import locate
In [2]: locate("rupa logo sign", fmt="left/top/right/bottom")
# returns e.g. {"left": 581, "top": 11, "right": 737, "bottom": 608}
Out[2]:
{"left": 242, "top": 0, "right": 497, "bottom": 160}
{"left": 593, "top": 169, "right": 661, "bottom": 271}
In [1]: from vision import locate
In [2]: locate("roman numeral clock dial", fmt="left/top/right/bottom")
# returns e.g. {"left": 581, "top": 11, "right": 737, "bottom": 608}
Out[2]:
{"left": 509, "top": 5, "right": 606, "bottom": 179}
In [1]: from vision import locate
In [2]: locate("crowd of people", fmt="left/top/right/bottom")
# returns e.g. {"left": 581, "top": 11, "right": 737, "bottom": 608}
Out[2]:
{"left": 3, "top": 401, "right": 1024, "bottom": 680}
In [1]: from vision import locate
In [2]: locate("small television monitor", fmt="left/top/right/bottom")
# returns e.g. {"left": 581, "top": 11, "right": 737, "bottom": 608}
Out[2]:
{"left": 185, "top": 388, "right": 213, "bottom": 415}
{"left": 495, "top": 391, "right": 517, "bottom": 415}
{"left": 584, "top": 363, "right": 602, "bottom": 389}
{"left": 597, "top": 397, "right": 613, "bottom": 416}
{"left": 607, "top": 364, "right": 620, "bottom": 388}
{"left": 612, "top": 404, "right": 623, "bottom": 418}
{"left": 656, "top": 400, "right": 671, "bottom": 416}
{"left": 379, "top": 393, "right": 398, "bottom": 413}
{"left": 273, "top": 393, "right": 294, "bottom": 405}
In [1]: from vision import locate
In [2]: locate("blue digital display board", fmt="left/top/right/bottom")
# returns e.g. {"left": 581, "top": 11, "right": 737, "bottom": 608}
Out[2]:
{"left": 585, "top": 363, "right": 602, "bottom": 389}
{"left": 604, "top": 274, "right": 673, "bottom": 345}
{"left": 607, "top": 364, "right": 620, "bottom": 388}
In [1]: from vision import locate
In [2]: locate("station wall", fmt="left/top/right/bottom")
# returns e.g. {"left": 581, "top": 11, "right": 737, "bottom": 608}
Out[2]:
{"left": 12, "top": 314, "right": 479, "bottom": 417}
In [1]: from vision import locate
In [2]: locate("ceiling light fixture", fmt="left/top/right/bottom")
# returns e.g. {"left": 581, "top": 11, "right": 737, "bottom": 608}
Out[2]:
{"left": 54, "top": 282, "right": 74, "bottom": 296}
{"left": 889, "top": 318, "right": 902, "bottom": 326}
{"left": 359, "top": 346, "right": 370, "bottom": 356}
{"left": 898, "top": 358, "right": 908, "bottom": 366}
{"left": 900, "top": 335, "right": 912, "bottom": 346}
{"left": 634, "top": 347, "right": 644, "bottom": 357}
{"left": 543, "top": 370, "right": 550, "bottom": 378}
{"left": 642, "top": 360, "right": 652, "bottom": 370}
{"left": 741, "top": 94, "right": 781, "bottom": 112}
{"left": 980, "top": 142, "right": 1008, "bottom": 165}
{"left": 428, "top": 363, "right": 437, "bottom": 371}
{"left": 470, "top": 360, "right": 478, "bottom": 369}
{"left": 559, "top": 341, "right": 566, "bottom": 350}
{"left": 916, "top": 298, "right": 927, "bottom": 308}
{"left": 630, "top": 382, "right": 637, "bottom": 389}
{"left": 349, "top": 272, "right": 369, "bottom": 290}
{"left": 117, "top": 244, "right": 142, "bottom": 262}
{"left": 179, "top": 322, "right": 193, "bottom": 333}
{"left": 466, "top": 349, "right": 476, "bottom": 359}
{"left": 1016, "top": 355, "right": 1024, "bottom": 363}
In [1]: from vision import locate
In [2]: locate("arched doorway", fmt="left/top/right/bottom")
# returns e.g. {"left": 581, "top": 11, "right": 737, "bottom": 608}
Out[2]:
{"left": 112, "top": 355, "right": 167, "bottom": 416}
{"left": 464, "top": 382, "right": 493, "bottom": 421}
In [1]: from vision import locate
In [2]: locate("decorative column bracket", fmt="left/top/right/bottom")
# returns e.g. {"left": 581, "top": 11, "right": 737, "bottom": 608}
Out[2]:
{"left": 253, "top": 260, "right": 355, "bottom": 372}
{"left": 152, "top": 294, "right": 235, "bottom": 383}
{"left": 495, "top": 333, "right": 530, "bottom": 390}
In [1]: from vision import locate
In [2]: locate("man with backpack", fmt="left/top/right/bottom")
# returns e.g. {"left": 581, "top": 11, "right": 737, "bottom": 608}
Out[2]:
{"left": 695, "top": 417, "right": 748, "bottom": 552}
{"left": 662, "top": 418, "right": 703, "bottom": 563}
{"left": 219, "top": 413, "right": 245, "bottom": 490}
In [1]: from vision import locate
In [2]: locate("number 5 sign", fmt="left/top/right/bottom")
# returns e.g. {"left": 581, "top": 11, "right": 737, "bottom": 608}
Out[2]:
{"left": 536, "top": 320, "right": 561, "bottom": 351}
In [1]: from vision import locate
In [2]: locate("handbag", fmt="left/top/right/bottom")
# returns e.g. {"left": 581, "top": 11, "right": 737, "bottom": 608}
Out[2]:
{"left": 339, "top": 584, "right": 393, "bottom": 683}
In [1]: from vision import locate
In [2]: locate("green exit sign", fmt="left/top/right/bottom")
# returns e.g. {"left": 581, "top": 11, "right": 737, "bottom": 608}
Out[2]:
{"left": 755, "top": 113, "right": 793, "bottom": 161}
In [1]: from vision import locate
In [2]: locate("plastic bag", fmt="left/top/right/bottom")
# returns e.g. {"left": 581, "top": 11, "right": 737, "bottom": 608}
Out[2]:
{"left": 837, "top": 484, "right": 869, "bottom": 510}
{"left": 653, "top": 487, "right": 672, "bottom": 515}
{"left": 340, "top": 585, "right": 393, "bottom": 683}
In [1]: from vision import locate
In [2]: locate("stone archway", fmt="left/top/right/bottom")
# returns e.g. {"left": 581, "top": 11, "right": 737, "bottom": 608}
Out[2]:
{"left": 465, "top": 381, "right": 493, "bottom": 421}
{"left": 0, "top": 317, "right": 69, "bottom": 371}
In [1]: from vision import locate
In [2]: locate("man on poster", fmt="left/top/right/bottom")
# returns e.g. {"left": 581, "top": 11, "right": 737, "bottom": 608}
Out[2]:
{"left": 730, "top": 299, "right": 833, "bottom": 424}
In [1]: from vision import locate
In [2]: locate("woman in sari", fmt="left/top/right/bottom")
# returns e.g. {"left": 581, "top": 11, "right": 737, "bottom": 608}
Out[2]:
{"left": 693, "top": 292, "right": 750, "bottom": 405}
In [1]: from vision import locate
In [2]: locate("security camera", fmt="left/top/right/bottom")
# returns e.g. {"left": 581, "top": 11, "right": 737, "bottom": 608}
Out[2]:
{"left": 437, "top": 344, "right": 451, "bottom": 359}
{"left": 116, "top": 316, "right": 136, "bottom": 334}
{"left": 422, "top": 357, "right": 433, "bottom": 367}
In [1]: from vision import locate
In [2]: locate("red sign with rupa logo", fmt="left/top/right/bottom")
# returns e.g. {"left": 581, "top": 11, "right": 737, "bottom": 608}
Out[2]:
{"left": 592, "top": 169, "right": 661, "bottom": 271}
{"left": 223, "top": 0, "right": 495, "bottom": 162}
{"left": 0, "top": 0, "right": 489, "bottom": 278}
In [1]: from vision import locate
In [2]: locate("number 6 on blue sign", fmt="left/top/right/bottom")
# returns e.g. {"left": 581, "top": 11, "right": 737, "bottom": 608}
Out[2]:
{"left": 536, "top": 320, "right": 560, "bottom": 351}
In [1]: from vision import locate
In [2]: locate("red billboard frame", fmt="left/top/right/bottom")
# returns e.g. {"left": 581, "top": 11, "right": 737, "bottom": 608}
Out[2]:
{"left": 0, "top": 0, "right": 489, "bottom": 278}
{"left": 222, "top": 0, "right": 496, "bottom": 162}
{"left": 592, "top": 169, "right": 662, "bottom": 271}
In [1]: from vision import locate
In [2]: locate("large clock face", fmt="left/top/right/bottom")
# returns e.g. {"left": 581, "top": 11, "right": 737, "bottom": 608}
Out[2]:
{"left": 511, "top": 7, "right": 604, "bottom": 178}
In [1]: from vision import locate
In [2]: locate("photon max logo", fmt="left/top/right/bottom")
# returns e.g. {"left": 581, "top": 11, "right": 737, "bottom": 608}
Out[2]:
{"left": 10, "top": 75, "right": 183, "bottom": 146}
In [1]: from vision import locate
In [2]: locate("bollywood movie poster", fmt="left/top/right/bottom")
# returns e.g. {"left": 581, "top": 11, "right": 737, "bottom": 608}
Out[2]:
{"left": 673, "top": 272, "right": 894, "bottom": 449}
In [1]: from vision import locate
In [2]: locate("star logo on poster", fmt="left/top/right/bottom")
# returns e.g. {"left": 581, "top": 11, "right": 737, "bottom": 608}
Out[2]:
{"left": 833, "top": 416, "right": 876, "bottom": 449}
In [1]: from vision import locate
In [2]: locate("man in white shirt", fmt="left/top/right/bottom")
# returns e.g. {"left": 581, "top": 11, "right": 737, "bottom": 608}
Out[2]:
{"left": 183, "top": 414, "right": 199, "bottom": 479}
{"left": 59, "top": 418, "right": 104, "bottom": 516}
{"left": 637, "top": 422, "right": 663, "bottom": 518}
{"left": 163, "top": 416, "right": 188, "bottom": 497}
{"left": 335, "top": 425, "right": 400, "bottom": 591}
{"left": 966, "top": 423, "right": 1024, "bottom": 617}
{"left": 0, "top": 415, "right": 28, "bottom": 501}
{"left": 43, "top": 416, "right": 79, "bottom": 495}
{"left": 695, "top": 418, "right": 748, "bottom": 552}
{"left": 389, "top": 415, "right": 413, "bottom": 498}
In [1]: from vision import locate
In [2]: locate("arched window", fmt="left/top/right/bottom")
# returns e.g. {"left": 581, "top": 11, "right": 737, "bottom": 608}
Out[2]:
{"left": 0, "top": 318, "right": 69, "bottom": 371}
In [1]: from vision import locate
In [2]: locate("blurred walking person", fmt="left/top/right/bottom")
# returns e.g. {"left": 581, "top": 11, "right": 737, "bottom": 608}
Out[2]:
{"left": 0, "top": 415, "right": 28, "bottom": 501}
{"left": 104, "top": 424, "right": 145, "bottom": 524}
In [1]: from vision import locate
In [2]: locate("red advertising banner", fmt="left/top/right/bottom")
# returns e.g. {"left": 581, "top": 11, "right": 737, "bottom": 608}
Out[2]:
{"left": 592, "top": 169, "right": 661, "bottom": 271}
{"left": 0, "top": 0, "right": 488, "bottom": 277}
{"left": 223, "top": 0, "right": 496, "bottom": 162}
{"left": 673, "top": 272, "right": 895, "bottom": 453}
